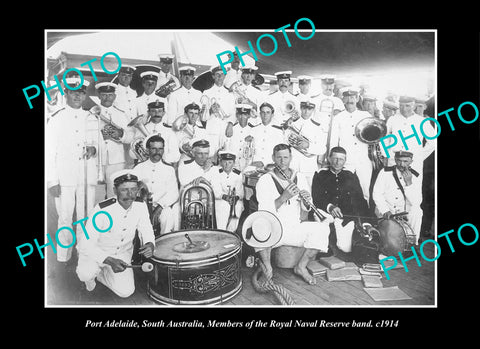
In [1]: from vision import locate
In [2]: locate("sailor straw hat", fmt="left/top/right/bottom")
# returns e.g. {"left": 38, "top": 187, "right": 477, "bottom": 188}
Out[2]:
{"left": 241, "top": 211, "right": 283, "bottom": 249}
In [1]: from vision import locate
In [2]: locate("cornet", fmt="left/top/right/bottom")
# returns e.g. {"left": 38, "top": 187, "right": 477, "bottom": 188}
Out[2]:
{"left": 210, "top": 97, "right": 227, "bottom": 119}
{"left": 172, "top": 114, "right": 195, "bottom": 157}
{"left": 286, "top": 124, "right": 316, "bottom": 158}
{"left": 89, "top": 105, "right": 125, "bottom": 143}
{"left": 128, "top": 114, "right": 151, "bottom": 163}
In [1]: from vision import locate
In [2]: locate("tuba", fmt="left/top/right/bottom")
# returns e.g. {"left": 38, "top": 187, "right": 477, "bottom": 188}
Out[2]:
{"left": 355, "top": 117, "right": 388, "bottom": 171}
{"left": 179, "top": 179, "right": 217, "bottom": 230}
{"left": 128, "top": 115, "right": 151, "bottom": 162}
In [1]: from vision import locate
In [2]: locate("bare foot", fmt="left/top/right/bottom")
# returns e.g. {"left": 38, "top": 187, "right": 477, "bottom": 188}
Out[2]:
{"left": 293, "top": 265, "right": 316, "bottom": 285}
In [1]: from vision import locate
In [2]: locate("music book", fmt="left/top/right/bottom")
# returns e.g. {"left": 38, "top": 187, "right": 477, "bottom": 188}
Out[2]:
{"left": 363, "top": 286, "right": 412, "bottom": 301}
{"left": 306, "top": 260, "right": 328, "bottom": 276}
{"left": 326, "top": 268, "right": 362, "bottom": 281}
{"left": 318, "top": 256, "right": 346, "bottom": 270}
{"left": 362, "top": 275, "right": 383, "bottom": 288}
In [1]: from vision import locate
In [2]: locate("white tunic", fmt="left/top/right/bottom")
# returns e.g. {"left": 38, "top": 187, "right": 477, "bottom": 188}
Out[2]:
{"left": 222, "top": 122, "right": 256, "bottom": 171}
{"left": 165, "top": 86, "right": 202, "bottom": 125}
{"left": 114, "top": 84, "right": 138, "bottom": 121}
{"left": 46, "top": 105, "right": 99, "bottom": 187}
{"left": 251, "top": 123, "right": 286, "bottom": 166}
{"left": 202, "top": 84, "right": 236, "bottom": 123}
{"left": 265, "top": 90, "right": 300, "bottom": 126}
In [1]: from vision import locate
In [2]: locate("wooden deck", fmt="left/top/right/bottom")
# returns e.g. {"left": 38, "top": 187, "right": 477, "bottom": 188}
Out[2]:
{"left": 45, "top": 188, "right": 435, "bottom": 307}
{"left": 45, "top": 243, "right": 435, "bottom": 307}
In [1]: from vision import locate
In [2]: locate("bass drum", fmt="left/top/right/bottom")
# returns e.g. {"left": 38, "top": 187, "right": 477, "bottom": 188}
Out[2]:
{"left": 377, "top": 218, "right": 416, "bottom": 256}
{"left": 147, "top": 229, "right": 242, "bottom": 305}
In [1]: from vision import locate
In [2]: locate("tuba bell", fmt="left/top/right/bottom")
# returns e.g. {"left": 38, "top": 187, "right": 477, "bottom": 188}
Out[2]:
{"left": 172, "top": 114, "right": 195, "bottom": 157}
{"left": 155, "top": 78, "right": 178, "bottom": 98}
{"left": 355, "top": 117, "right": 388, "bottom": 171}
{"left": 179, "top": 179, "right": 217, "bottom": 230}
{"left": 128, "top": 114, "right": 151, "bottom": 163}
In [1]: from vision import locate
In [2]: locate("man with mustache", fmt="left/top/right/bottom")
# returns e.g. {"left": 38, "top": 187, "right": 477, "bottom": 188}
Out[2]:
{"left": 134, "top": 71, "right": 165, "bottom": 121}
{"left": 372, "top": 150, "right": 423, "bottom": 245}
{"left": 131, "top": 134, "right": 180, "bottom": 235}
{"left": 76, "top": 170, "right": 155, "bottom": 297}
{"left": 311, "top": 74, "right": 345, "bottom": 120}
{"left": 265, "top": 71, "right": 300, "bottom": 126}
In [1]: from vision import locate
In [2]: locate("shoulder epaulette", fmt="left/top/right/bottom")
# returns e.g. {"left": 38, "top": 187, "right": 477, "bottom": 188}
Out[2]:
{"left": 233, "top": 168, "right": 241, "bottom": 175}
{"left": 271, "top": 125, "right": 283, "bottom": 130}
{"left": 310, "top": 93, "right": 321, "bottom": 98}
{"left": 135, "top": 197, "right": 143, "bottom": 202}
{"left": 310, "top": 119, "right": 321, "bottom": 126}
{"left": 163, "top": 123, "right": 172, "bottom": 128}
{"left": 219, "top": 168, "right": 224, "bottom": 173}
{"left": 232, "top": 122, "right": 238, "bottom": 126}
{"left": 184, "top": 158, "right": 195, "bottom": 164}
{"left": 268, "top": 91, "right": 276, "bottom": 95}
{"left": 99, "top": 197, "right": 116, "bottom": 208}
{"left": 248, "top": 122, "right": 258, "bottom": 127}
{"left": 50, "top": 107, "right": 66, "bottom": 118}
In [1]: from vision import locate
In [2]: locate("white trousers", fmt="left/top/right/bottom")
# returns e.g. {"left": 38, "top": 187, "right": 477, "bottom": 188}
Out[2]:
{"left": 255, "top": 220, "right": 330, "bottom": 252}
{"left": 54, "top": 184, "right": 96, "bottom": 262}
{"left": 333, "top": 219, "right": 356, "bottom": 253}
{"left": 374, "top": 205, "right": 423, "bottom": 245}
{"left": 157, "top": 202, "right": 180, "bottom": 235}
{"left": 345, "top": 158, "right": 372, "bottom": 203}
{"left": 214, "top": 199, "right": 244, "bottom": 231}
{"left": 76, "top": 253, "right": 135, "bottom": 298}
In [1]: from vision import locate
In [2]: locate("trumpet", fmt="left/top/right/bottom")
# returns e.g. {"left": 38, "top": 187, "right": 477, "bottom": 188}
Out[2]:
{"left": 231, "top": 83, "right": 257, "bottom": 115}
{"left": 200, "top": 95, "right": 210, "bottom": 122}
{"left": 128, "top": 114, "right": 151, "bottom": 162}
{"left": 242, "top": 136, "right": 255, "bottom": 165}
{"left": 274, "top": 165, "right": 330, "bottom": 223}
{"left": 226, "top": 186, "right": 239, "bottom": 230}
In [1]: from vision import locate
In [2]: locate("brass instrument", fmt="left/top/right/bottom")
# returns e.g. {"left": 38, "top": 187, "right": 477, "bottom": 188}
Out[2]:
{"left": 210, "top": 97, "right": 227, "bottom": 119}
{"left": 274, "top": 165, "right": 331, "bottom": 223}
{"left": 285, "top": 124, "right": 316, "bottom": 158}
{"left": 128, "top": 114, "right": 151, "bottom": 162}
{"left": 231, "top": 83, "right": 257, "bottom": 116}
{"left": 226, "top": 186, "right": 238, "bottom": 231}
{"left": 89, "top": 105, "right": 125, "bottom": 143}
{"left": 172, "top": 114, "right": 195, "bottom": 157}
{"left": 179, "top": 179, "right": 217, "bottom": 230}
{"left": 155, "top": 78, "right": 178, "bottom": 98}
{"left": 242, "top": 136, "right": 255, "bottom": 166}
{"left": 200, "top": 95, "right": 210, "bottom": 122}
{"left": 136, "top": 181, "right": 162, "bottom": 236}
{"left": 355, "top": 117, "right": 388, "bottom": 171}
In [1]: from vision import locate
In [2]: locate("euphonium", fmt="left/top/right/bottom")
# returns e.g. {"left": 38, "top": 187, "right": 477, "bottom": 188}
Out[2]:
{"left": 128, "top": 114, "right": 151, "bottom": 163}
{"left": 179, "top": 179, "right": 217, "bottom": 230}
{"left": 89, "top": 105, "right": 125, "bottom": 143}
{"left": 172, "top": 114, "right": 195, "bottom": 156}
{"left": 286, "top": 124, "right": 316, "bottom": 158}
{"left": 355, "top": 117, "right": 388, "bottom": 171}
{"left": 155, "top": 78, "right": 178, "bottom": 98}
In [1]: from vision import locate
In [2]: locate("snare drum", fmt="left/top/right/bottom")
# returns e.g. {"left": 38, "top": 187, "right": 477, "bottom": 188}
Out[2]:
{"left": 377, "top": 218, "right": 416, "bottom": 256}
{"left": 147, "top": 229, "right": 242, "bottom": 305}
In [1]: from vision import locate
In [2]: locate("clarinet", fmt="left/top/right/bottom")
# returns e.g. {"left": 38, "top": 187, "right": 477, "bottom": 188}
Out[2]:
{"left": 274, "top": 165, "right": 327, "bottom": 222}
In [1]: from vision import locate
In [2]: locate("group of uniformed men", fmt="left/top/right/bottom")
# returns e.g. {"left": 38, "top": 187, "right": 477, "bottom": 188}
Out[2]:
{"left": 46, "top": 52, "right": 436, "bottom": 296}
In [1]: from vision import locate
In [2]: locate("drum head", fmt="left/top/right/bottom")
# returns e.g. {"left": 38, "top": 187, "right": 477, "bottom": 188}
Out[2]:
{"left": 153, "top": 229, "right": 241, "bottom": 263}
{"left": 377, "top": 219, "right": 407, "bottom": 256}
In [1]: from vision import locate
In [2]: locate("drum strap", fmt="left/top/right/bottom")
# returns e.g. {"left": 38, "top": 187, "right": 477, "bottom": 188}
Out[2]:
{"left": 391, "top": 170, "right": 407, "bottom": 211}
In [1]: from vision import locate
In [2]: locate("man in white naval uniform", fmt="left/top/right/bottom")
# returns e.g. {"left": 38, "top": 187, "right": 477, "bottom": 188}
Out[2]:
{"left": 114, "top": 65, "right": 138, "bottom": 168}
{"left": 114, "top": 65, "right": 137, "bottom": 121}
{"left": 130, "top": 100, "right": 178, "bottom": 165}
{"left": 205, "top": 151, "right": 244, "bottom": 231}
{"left": 255, "top": 144, "right": 332, "bottom": 285}
{"left": 202, "top": 65, "right": 237, "bottom": 156}
{"left": 295, "top": 75, "right": 315, "bottom": 103}
{"left": 382, "top": 95, "right": 436, "bottom": 180}
{"left": 223, "top": 52, "right": 242, "bottom": 90}
{"left": 265, "top": 71, "right": 300, "bottom": 126}
{"left": 165, "top": 66, "right": 202, "bottom": 126}
{"left": 372, "top": 151, "right": 423, "bottom": 244}
{"left": 230, "top": 66, "right": 264, "bottom": 126}
{"left": 329, "top": 87, "right": 374, "bottom": 203}
{"left": 250, "top": 102, "right": 286, "bottom": 168}
{"left": 76, "top": 170, "right": 155, "bottom": 297}
{"left": 177, "top": 139, "right": 215, "bottom": 188}
{"left": 222, "top": 104, "right": 256, "bottom": 171}
{"left": 134, "top": 71, "right": 166, "bottom": 120}
{"left": 131, "top": 134, "right": 180, "bottom": 235}
{"left": 287, "top": 99, "right": 327, "bottom": 187}
{"left": 156, "top": 54, "right": 180, "bottom": 93}
{"left": 46, "top": 78, "right": 99, "bottom": 263}
{"left": 93, "top": 82, "right": 134, "bottom": 199}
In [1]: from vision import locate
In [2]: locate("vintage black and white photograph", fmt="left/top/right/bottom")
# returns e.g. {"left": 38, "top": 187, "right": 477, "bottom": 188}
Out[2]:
{"left": 44, "top": 29, "right": 436, "bottom": 307}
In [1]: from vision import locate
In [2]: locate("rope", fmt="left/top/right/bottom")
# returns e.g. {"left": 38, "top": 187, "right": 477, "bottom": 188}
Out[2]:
{"left": 251, "top": 259, "right": 296, "bottom": 305}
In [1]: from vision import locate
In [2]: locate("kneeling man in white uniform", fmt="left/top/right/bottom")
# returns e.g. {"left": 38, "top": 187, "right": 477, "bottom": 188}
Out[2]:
{"left": 76, "top": 170, "right": 155, "bottom": 298}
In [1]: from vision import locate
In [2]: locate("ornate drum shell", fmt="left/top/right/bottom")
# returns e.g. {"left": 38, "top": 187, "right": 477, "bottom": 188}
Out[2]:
{"left": 147, "top": 229, "right": 242, "bottom": 305}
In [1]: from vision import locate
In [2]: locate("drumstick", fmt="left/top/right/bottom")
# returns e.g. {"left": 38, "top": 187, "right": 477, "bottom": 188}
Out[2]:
{"left": 126, "top": 262, "right": 154, "bottom": 272}
{"left": 185, "top": 233, "right": 194, "bottom": 245}
{"left": 342, "top": 211, "right": 408, "bottom": 220}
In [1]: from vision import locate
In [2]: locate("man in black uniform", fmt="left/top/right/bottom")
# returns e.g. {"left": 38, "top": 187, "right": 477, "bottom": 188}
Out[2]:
{"left": 311, "top": 146, "right": 372, "bottom": 254}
